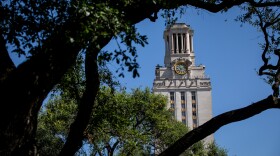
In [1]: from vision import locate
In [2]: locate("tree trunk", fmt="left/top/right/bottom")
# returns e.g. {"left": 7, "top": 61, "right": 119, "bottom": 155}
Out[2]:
{"left": 0, "top": 21, "right": 83, "bottom": 155}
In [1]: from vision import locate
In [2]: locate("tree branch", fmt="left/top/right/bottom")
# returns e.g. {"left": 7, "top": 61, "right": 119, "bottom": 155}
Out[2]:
{"left": 159, "top": 95, "right": 280, "bottom": 156}
{"left": 111, "top": 140, "right": 120, "bottom": 155}
{"left": 59, "top": 45, "right": 100, "bottom": 155}
{"left": 92, "top": 141, "right": 103, "bottom": 156}
{"left": 0, "top": 21, "right": 85, "bottom": 154}
{"left": 253, "top": 7, "right": 280, "bottom": 99}
{"left": 249, "top": 0, "right": 280, "bottom": 7}
{"left": 0, "top": 32, "right": 15, "bottom": 82}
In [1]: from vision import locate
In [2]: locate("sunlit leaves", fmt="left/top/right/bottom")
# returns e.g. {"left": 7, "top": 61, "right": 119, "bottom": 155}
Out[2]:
{"left": 37, "top": 97, "right": 77, "bottom": 155}
{"left": 1, "top": 0, "right": 148, "bottom": 78}
{"left": 87, "top": 87, "right": 187, "bottom": 155}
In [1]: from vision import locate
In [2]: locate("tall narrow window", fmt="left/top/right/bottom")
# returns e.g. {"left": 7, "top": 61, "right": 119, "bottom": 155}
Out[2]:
{"left": 180, "top": 92, "right": 187, "bottom": 125}
{"left": 183, "top": 33, "right": 186, "bottom": 53}
{"left": 170, "top": 92, "right": 175, "bottom": 109}
{"left": 192, "top": 103, "right": 196, "bottom": 108}
{"left": 170, "top": 92, "right": 174, "bottom": 101}
{"left": 193, "top": 119, "right": 197, "bottom": 128}
{"left": 192, "top": 111, "right": 196, "bottom": 116}
{"left": 181, "top": 92, "right": 185, "bottom": 101}
{"left": 173, "top": 34, "right": 177, "bottom": 53}
{"left": 191, "top": 91, "right": 196, "bottom": 101}
{"left": 178, "top": 33, "right": 182, "bottom": 53}
{"left": 191, "top": 91, "right": 197, "bottom": 129}
{"left": 181, "top": 92, "right": 186, "bottom": 109}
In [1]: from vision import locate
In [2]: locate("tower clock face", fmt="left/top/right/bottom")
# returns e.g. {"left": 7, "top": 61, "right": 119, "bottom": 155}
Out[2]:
{"left": 174, "top": 62, "right": 188, "bottom": 75}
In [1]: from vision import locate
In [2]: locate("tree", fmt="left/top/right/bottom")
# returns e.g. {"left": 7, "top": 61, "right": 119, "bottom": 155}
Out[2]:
{"left": 1, "top": 0, "right": 280, "bottom": 155}
{"left": 37, "top": 86, "right": 227, "bottom": 156}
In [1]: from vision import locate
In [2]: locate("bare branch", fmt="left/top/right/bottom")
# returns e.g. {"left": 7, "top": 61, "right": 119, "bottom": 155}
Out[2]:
{"left": 111, "top": 140, "right": 120, "bottom": 155}
{"left": 170, "top": 0, "right": 280, "bottom": 13}
{"left": 249, "top": 0, "right": 280, "bottom": 7}
{"left": 260, "top": 71, "right": 275, "bottom": 77}
{"left": 254, "top": 8, "right": 270, "bottom": 75}
{"left": 253, "top": 7, "right": 280, "bottom": 99}
{"left": 159, "top": 95, "right": 280, "bottom": 156}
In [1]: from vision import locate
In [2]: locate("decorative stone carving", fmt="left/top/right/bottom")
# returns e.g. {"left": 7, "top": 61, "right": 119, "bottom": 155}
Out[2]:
{"left": 189, "top": 80, "right": 197, "bottom": 87}
{"left": 200, "top": 82, "right": 211, "bottom": 87}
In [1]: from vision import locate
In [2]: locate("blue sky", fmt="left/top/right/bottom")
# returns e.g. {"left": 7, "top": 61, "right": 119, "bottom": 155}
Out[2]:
{"left": 105, "top": 7, "right": 280, "bottom": 156}
{"left": 9, "top": 6, "right": 280, "bottom": 156}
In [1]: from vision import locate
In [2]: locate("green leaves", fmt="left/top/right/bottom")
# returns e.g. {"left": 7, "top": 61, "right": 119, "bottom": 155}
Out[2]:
{"left": 38, "top": 77, "right": 228, "bottom": 156}
{"left": 2, "top": 0, "right": 71, "bottom": 56}
{"left": 112, "top": 25, "right": 148, "bottom": 78}
{"left": 2, "top": 0, "right": 147, "bottom": 79}
{"left": 37, "top": 96, "right": 78, "bottom": 155}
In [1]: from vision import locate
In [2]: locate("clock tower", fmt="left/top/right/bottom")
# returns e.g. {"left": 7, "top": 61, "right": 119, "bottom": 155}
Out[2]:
{"left": 153, "top": 23, "right": 213, "bottom": 143}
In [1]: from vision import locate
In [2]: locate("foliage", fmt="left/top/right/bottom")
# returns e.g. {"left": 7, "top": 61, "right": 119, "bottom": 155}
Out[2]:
{"left": 206, "top": 141, "right": 228, "bottom": 156}
{"left": 1, "top": 0, "right": 148, "bottom": 77}
{"left": 36, "top": 97, "right": 77, "bottom": 156}
{"left": 1, "top": 0, "right": 280, "bottom": 155}
{"left": 37, "top": 86, "right": 227, "bottom": 156}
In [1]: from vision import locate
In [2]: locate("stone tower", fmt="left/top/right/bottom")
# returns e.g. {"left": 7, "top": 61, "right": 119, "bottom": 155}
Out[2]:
{"left": 152, "top": 23, "right": 213, "bottom": 143}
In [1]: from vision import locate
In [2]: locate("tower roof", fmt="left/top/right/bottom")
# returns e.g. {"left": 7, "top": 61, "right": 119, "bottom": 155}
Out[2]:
{"left": 166, "top": 23, "right": 192, "bottom": 30}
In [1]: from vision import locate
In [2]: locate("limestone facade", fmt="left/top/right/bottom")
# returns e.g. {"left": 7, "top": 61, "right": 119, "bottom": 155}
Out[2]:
{"left": 152, "top": 23, "right": 213, "bottom": 144}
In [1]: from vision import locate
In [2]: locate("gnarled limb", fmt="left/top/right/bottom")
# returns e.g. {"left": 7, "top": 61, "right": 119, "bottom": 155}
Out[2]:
{"left": 159, "top": 95, "right": 280, "bottom": 156}
{"left": 253, "top": 7, "right": 280, "bottom": 101}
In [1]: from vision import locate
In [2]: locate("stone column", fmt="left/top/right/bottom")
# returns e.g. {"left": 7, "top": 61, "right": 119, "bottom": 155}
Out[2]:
{"left": 190, "top": 34, "right": 194, "bottom": 52}
{"left": 186, "top": 33, "right": 190, "bottom": 54}
{"left": 175, "top": 92, "right": 181, "bottom": 121}
{"left": 186, "top": 91, "right": 193, "bottom": 129}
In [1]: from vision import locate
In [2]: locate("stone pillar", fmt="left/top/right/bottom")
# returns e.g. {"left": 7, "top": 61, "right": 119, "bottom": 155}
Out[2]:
{"left": 186, "top": 91, "right": 193, "bottom": 129}
{"left": 175, "top": 92, "right": 181, "bottom": 121}
{"left": 190, "top": 34, "right": 194, "bottom": 52}
{"left": 186, "top": 33, "right": 190, "bottom": 54}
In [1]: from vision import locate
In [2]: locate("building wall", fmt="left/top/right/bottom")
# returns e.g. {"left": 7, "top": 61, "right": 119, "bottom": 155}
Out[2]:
{"left": 152, "top": 23, "right": 213, "bottom": 145}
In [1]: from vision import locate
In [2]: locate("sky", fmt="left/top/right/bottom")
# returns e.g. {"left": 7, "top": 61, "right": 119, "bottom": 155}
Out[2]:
{"left": 104, "top": 7, "right": 280, "bottom": 156}
{"left": 9, "top": 6, "right": 280, "bottom": 156}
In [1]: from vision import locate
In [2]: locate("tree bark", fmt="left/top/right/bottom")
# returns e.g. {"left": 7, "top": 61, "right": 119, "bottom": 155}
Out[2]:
{"left": 58, "top": 44, "right": 102, "bottom": 155}
{"left": 0, "top": 20, "right": 83, "bottom": 155}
